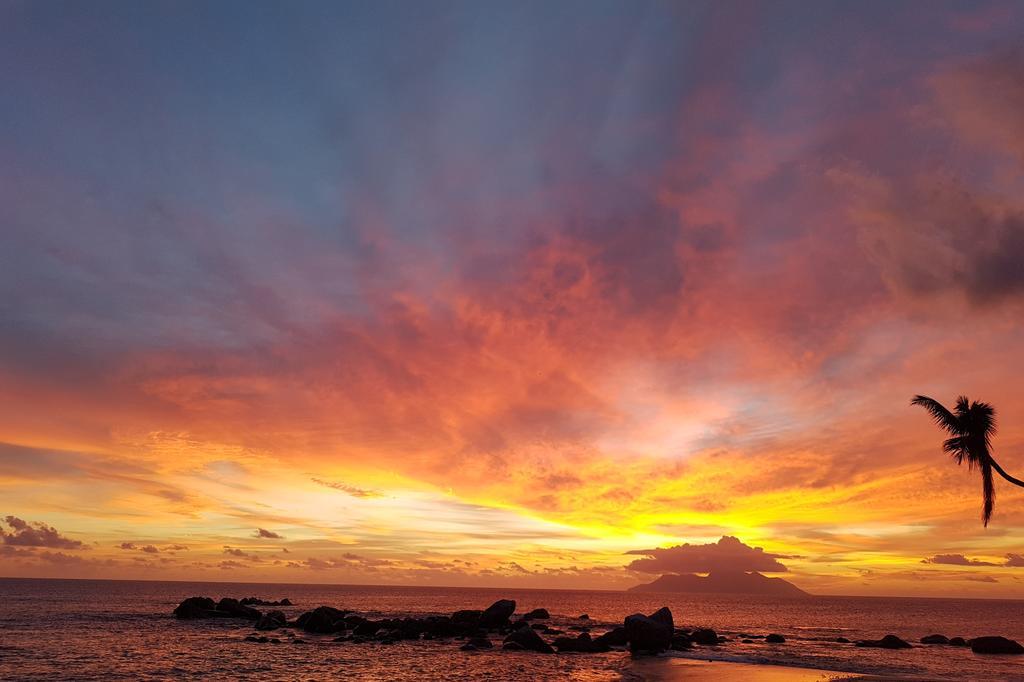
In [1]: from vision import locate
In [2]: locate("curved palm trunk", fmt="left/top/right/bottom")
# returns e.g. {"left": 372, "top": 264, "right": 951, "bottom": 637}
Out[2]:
{"left": 989, "top": 455, "right": 1024, "bottom": 488}
{"left": 982, "top": 461, "right": 995, "bottom": 526}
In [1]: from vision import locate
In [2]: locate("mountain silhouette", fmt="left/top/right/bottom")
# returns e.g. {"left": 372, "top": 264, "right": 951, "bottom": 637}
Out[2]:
{"left": 628, "top": 570, "right": 808, "bottom": 596}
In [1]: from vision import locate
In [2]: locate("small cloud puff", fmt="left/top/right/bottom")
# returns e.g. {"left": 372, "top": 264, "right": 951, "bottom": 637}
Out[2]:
{"left": 1, "top": 516, "right": 84, "bottom": 549}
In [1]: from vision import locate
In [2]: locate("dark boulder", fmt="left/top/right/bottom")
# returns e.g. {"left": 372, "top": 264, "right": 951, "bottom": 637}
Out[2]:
{"left": 671, "top": 634, "right": 692, "bottom": 650}
{"left": 970, "top": 636, "right": 1024, "bottom": 655}
{"left": 765, "top": 633, "right": 786, "bottom": 643}
{"left": 691, "top": 628, "right": 719, "bottom": 646}
{"left": 579, "top": 614, "right": 590, "bottom": 620}
{"left": 466, "top": 637, "right": 493, "bottom": 649}
{"left": 503, "top": 625, "right": 555, "bottom": 654}
{"left": 624, "top": 608, "right": 673, "bottom": 654}
{"left": 174, "top": 596, "right": 216, "bottom": 619}
{"left": 523, "top": 608, "right": 550, "bottom": 620}
{"left": 241, "top": 597, "right": 293, "bottom": 607}
{"left": 855, "top": 635, "right": 912, "bottom": 649}
{"left": 835, "top": 637, "right": 850, "bottom": 644}
{"left": 741, "top": 639, "right": 754, "bottom": 644}
{"left": 255, "top": 610, "right": 287, "bottom": 631}
{"left": 452, "top": 609, "right": 482, "bottom": 625}
{"left": 480, "top": 599, "right": 516, "bottom": 629}
{"left": 593, "top": 626, "right": 628, "bottom": 648}
{"left": 216, "top": 598, "right": 261, "bottom": 620}
{"left": 649, "top": 607, "right": 673, "bottom": 628}
{"left": 353, "top": 620, "right": 382, "bottom": 637}
{"left": 530, "top": 623, "right": 547, "bottom": 630}
{"left": 949, "top": 637, "right": 968, "bottom": 647}
{"left": 502, "top": 641, "right": 525, "bottom": 651}
{"left": 921, "top": 634, "right": 948, "bottom": 645}
{"left": 295, "top": 606, "right": 349, "bottom": 633}
{"left": 552, "top": 632, "right": 609, "bottom": 653}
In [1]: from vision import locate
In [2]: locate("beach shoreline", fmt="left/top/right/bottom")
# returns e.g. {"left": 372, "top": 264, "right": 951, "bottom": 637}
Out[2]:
{"left": 624, "top": 657, "right": 910, "bottom": 681}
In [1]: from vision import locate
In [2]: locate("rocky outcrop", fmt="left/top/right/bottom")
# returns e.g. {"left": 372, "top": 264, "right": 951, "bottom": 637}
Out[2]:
{"left": 216, "top": 598, "right": 261, "bottom": 620}
{"left": 174, "top": 596, "right": 217, "bottom": 619}
{"left": 920, "top": 634, "right": 948, "bottom": 645}
{"left": 240, "top": 597, "right": 292, "bottom": 606}
{"left": 855, "top": 635, "right": 912, "bottom": 649}
{"left": 593, "top": 626, "right": 627, "bottom": 648}
{"left": 479, "top": 599, "right": 516, "bottom": 629}
{"left": 451, "top": 610, "right": 482, "bottom": 625}
{"left": 970, "top": 636, "right": 1024, "bottom": 655}
{"left": 523, "top": 608, "right": 550, "bottom": 620}
{"left": 295, "top": 606, "right": 349, "bottom": 633}
{"left": 691, "top": 628, "right": 719, "bottom": 646}
{"left": 552, "top": 632, "right": 609, "bottom": 653}
{"left": 624, "top": 607, "right": 673, "bottom": 654}
{"left": 503, "top": 625, "right": 554, "bottom": 653}
{"left": 255, "top": 610, "right": 287, "bottom": 631}
{"left": 173, "top": 596, "right": 259, "bottom": 620}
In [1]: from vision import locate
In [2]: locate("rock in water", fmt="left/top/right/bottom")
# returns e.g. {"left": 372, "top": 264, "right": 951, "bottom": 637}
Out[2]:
{"left": 765, "top": 633, "right": 786, "bottom": 643}
{"left": 216, "top": 598, "right": 261, "bottom": 620}
{"left": 466, "top": 637, "right": 493, "bottom": 649}
{"left": 295, "top": 605, "right": 349, "bottom": 633}
{"left": 949, "top": 637, "right": 968, "bottom": 647}
{"left": 593, "top": 627, "right": 627, "bottom": 648}
{"left": 552, "top": 633, "right": 609, "bottom": 653}
{"left": 523, "top": 608, "right": 550, "bottom": 620}
{"left": 624, "top": 607, "right": 673, "bottom": 654}
{"left": 855, "top": 635, "right": 911, "bottom": 649}
{"left": 691, "top": 628, "right": 719, "bottom": 646}
{"left": 503, "top": 625, "right": 555, "bottom": 653}
{"left": 920, "top": 634, "right": 949, "bottom": 645}
{"left": 479, "top": 599, "right": 516, "bottom": 629}
{"left": 451, "top": 609, "right": 482, "bottom": 625}
{"left": 970, "top": 636, "right": 1024, "bottom": 655}
{"left": 255, "top": 610, "right": 287, "bottom": 631}
{"left": 174, "top": 596, "right": 216, "bottom": 619}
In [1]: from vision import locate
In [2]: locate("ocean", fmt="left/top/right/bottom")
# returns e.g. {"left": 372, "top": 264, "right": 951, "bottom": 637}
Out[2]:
{"left": 1, "top": 578, "right": 1023, "bottom": 680}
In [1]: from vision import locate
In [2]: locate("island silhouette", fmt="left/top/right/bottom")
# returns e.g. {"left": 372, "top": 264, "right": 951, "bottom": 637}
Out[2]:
{"left": 629, "top": 569, "right": 809, "bottom": 596}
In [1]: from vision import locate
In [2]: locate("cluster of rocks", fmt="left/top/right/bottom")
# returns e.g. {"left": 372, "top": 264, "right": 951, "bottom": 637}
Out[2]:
{"left": 846, "top": 633, "right": 1023, "bottom": 655}
{"left": 239, "top": 597, "right": 292, "bottom": 606}
{"left": 173, "top": 596, "right": 262, "bottom": 621}
{"left": 172, "top": 596, "right": 1024, "bottom": 658}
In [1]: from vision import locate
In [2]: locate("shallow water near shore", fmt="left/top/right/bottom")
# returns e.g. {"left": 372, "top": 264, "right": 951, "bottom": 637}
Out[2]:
{"left": 2, "top": 578, "right": 1023, "bottom": 680}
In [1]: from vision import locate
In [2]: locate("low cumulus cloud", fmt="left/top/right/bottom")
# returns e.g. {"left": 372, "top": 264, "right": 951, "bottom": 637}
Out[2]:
{"left": 254, "top": 528, "right": 283, "bottom": 539}
{"left": 922, "top": 553, "right": 998, "bottom": 566}
{"left": 1005, "top": 553, "right": 1024, "bottom": 567}
{"left": 626, "top": 536, "right": 790, "bottom": 574}
{"left": 923, "top": 553, "right": 1024, "bottom": 568}
{"left": 1, "top": 516, "right": 84, "bottom": 549}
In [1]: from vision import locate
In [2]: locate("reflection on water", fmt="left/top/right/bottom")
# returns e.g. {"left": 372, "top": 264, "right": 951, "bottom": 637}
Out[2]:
{"left": 2, "top": 579, "right": 1023, "bottom": 680}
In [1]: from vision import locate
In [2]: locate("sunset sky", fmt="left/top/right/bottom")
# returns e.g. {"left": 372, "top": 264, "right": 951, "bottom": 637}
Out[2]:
{"left": 3, "top": 0, "right": 1024, "bottom": 597}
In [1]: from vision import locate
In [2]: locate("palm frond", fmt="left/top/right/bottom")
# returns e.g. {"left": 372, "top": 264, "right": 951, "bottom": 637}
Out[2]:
{"left": 911, "top": 395, "right": 962, "bottom": 435}
{"left": 970, "top": 400, "right": 997, "bottom": 446}
{"left": 942, "top": 436, "right": 968, "bottom": 466}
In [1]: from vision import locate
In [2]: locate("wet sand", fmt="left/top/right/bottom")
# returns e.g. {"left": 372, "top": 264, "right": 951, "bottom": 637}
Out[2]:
{"left": 625, "top": 657, "right": 899, "bottom": 681}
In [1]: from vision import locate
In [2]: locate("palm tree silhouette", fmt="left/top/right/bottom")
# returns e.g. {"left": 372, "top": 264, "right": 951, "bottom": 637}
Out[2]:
{"left": 912, "top": 395, "right": 1024, "bottom": 526}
